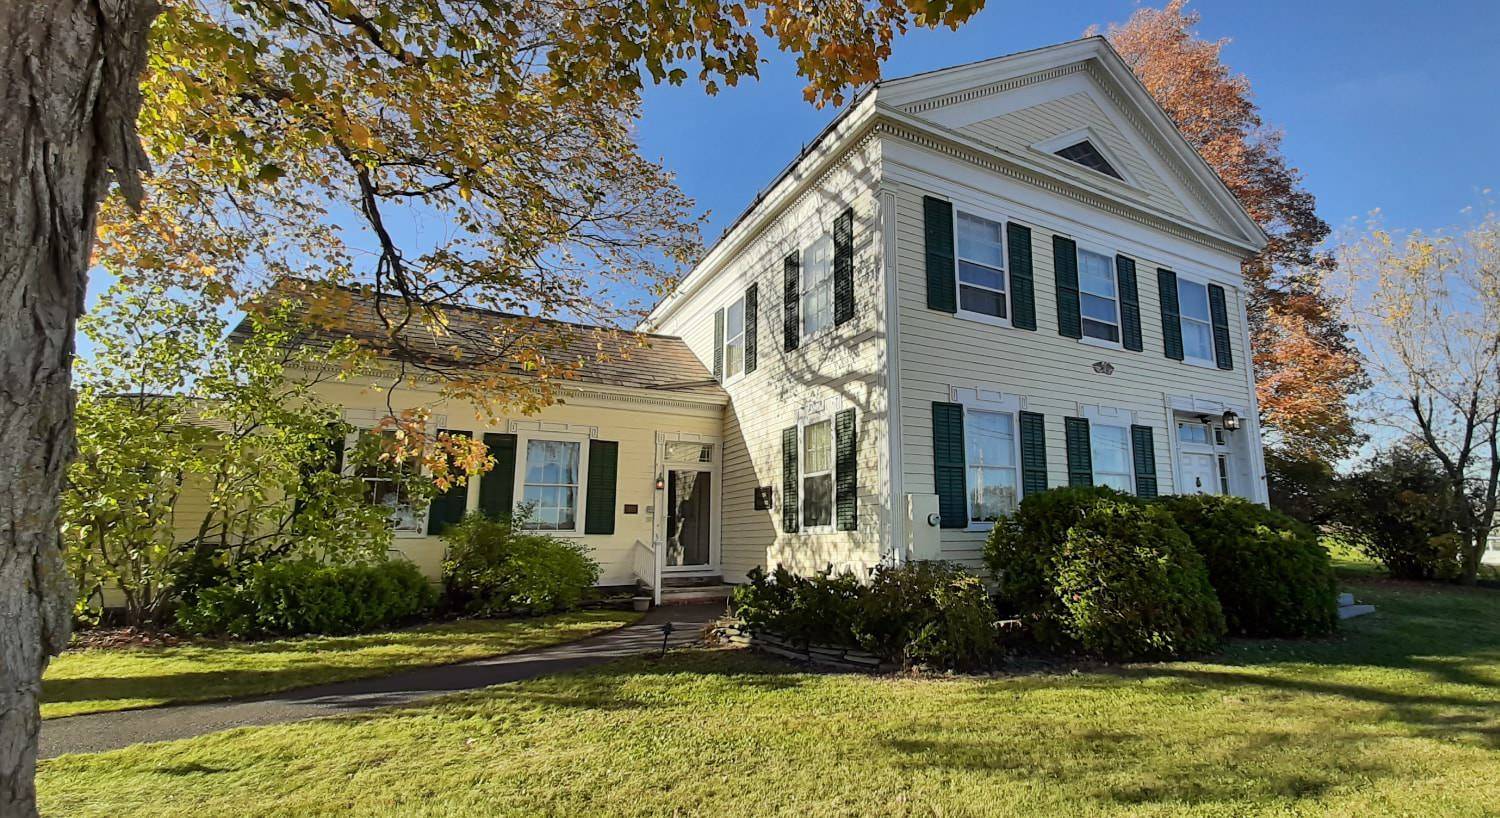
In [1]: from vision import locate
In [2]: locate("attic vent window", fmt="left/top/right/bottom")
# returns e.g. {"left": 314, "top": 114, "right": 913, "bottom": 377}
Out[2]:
{"left": 1055, "top": 140, "right": 1122, "bottom": 181}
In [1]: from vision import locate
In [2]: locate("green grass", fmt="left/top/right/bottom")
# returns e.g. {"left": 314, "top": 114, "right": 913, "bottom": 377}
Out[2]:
{"left": 42, "top": 610, "right": 640, "bottom": 719}
{"left": 39, "top": 580, "right": 1500, "bottom": 816}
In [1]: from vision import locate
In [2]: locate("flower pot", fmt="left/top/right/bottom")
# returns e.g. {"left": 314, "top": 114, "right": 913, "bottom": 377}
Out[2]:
{"left": 632, "top": 596, "right": 652, "bottom": 612}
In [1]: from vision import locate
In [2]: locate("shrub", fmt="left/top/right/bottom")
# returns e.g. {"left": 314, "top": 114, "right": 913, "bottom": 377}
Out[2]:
{"left": 855, "top": 561, "right": 999, "bottom": 670}
{"left": 986, "top": 487, "right": 1225, "bottom": 660}
{"left": 1158, "top": 495, "right": 1338, "bottom": 638}
{"left": 1334, "top": 448, "right": 1465, "bottom": 581}
{"left": 176, "top": 558, "right": 434, "bottom": 638}
{"left": 730, "top": 565, "right": 863, "bottom": 647}
{"left": 441, "top": 513, "right": 600, "bottom": 616}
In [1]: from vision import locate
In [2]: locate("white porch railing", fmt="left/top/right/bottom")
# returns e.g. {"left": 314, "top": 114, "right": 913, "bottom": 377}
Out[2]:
{"left": 631, "top": 539, "right": 661, "bottom": 606}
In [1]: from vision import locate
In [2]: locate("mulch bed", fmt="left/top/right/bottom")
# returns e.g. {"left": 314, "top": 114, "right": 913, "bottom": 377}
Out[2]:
{"left": 66, "top": 627, "right": 187, "bottom": 652}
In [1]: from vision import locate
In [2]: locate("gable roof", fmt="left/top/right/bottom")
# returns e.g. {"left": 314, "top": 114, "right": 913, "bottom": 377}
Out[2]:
{"left": 647, "top": 37, "right": 1267, "bottom": 328}
{"left": 234, "top": 282, "right": 726, "bottom": 401}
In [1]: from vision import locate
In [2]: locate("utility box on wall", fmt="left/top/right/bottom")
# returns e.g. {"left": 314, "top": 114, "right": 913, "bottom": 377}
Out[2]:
{"left": 905, "top": 493, "right": 942, "bottom": 561}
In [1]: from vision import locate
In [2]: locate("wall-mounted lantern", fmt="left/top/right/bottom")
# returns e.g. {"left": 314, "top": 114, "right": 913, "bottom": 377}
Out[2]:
{"left": 655, "top": 474, "right": 665, "bottom": 491}
{"left": 1221, "top": 410, "right": 1242, "bottom": 431}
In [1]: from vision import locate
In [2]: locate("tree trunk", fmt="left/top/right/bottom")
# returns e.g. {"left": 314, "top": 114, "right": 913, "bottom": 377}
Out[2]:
{"left": 0, "top": 1, "right": 156, "bottom": 814}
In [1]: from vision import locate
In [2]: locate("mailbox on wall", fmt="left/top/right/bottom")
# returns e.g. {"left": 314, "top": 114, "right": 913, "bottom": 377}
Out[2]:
{"left": 753, "top": 486, "right": 774, "bottom": 511}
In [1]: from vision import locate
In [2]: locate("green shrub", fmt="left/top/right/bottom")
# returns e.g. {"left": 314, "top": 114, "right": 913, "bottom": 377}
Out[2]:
{"left": 177, "top": 559, "right": 434, "bottom": 638}
{"left": 441, "top": 513, "right": 600, "bottom": 616}
{"left": 855, "top": 561, "right": 1000, "bottom": 670}
{"left": 985, "top": 487, "right": 1225, "bottom": 660}
{"left": 1335, "top": 448, "right": 1465, "bottom": 581}
{"left": 730, "top": 565, "right": 863, "bottom": 647}
{"left": 1159, "top": 495, "right": 1338, "bottom": 637}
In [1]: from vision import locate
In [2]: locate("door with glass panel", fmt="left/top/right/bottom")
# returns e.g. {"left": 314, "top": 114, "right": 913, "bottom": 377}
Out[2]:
{"left": 1175, "top": 420, "right": 1231, "bottom": 496}
{"left": 661, "top": 441, "right": 716, "bottom": 569}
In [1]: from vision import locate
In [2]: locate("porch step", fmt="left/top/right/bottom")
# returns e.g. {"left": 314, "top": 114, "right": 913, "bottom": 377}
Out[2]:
{"left": 1337, "top": 591, "right": 1376, "bottom": 620}
{"left": 658, "top": 584, "right": 734, "bottom": 606}
{"left": 661, "top": 574, "right": 723, "bottom": 589}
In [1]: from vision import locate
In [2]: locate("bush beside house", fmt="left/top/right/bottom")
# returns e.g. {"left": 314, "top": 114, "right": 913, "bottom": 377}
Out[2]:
{"left": 177, "top": 559, "right": 435, "bottom": 638}
{"left": 441, "top": 513, "right": 602, "bottom": 616}
{"left": 1160, "top": 495, "right": 1338, "bottom": 637}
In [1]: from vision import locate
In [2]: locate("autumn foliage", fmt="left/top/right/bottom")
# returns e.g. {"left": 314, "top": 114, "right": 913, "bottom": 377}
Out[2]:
{"left": 1094, "top": 1, "right": 1365, "bottom": 463}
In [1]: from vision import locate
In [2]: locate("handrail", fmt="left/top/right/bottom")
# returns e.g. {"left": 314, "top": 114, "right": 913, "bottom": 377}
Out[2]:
{"left": 631, "top": 539, "right": 662, "bottom": 607}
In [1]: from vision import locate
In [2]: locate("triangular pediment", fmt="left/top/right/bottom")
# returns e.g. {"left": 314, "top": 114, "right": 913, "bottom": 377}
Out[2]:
{"left": 876, "top": 38, "right": 1265, "bottom": 249}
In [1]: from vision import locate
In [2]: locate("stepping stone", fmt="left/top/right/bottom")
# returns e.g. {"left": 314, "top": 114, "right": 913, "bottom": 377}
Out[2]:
{"left": 1338, "top": 592, "right": 1355, "bottom": 606}
{"left": 1338, "top": 604, "right": 1376, "bottom": 619}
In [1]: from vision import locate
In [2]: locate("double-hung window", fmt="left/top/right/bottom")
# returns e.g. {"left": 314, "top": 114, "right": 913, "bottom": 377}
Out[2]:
{"left": 801, "top": 234, "right": 834, "bottom": 339}
{"left": 1176, "top": 278, "right": 1215, "bottom": 364}
{"left": 965, "top": 409, "right": 1019, "bottom": 523}
{"left": 520, "top": 439, "right": 581, "bottom": 532}
{"left": 723, "top": 296, "right": 746, "bottom": 380}
{"left": 800, "top": 418, "right": 834, "bottom": 529}
{"left": 1077, "top": 248, "right": 1120, "bottom": 343}
{"left": 1090, "top": 423, "right": 1133, "bottom": 491}
{"left": 956, "top": 212, "right": 1008, "bottom": 320}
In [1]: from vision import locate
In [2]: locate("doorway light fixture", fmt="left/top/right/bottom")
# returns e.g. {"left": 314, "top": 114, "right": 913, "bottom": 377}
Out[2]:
{"left": 1221, "top": 410, "right": 1242, "bottom": 431}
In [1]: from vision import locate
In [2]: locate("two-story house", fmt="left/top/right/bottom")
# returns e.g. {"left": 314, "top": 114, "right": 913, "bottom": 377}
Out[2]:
{"left": 250, "top": 37, "right": 1268, "bottom": 603}
{"left": 642, "top": 35, "right": 1269, "bottom": 584}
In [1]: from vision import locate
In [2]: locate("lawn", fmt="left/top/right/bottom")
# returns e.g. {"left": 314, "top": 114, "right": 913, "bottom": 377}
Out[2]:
{"left": 42, "top": 610, "right": 640, "bottom": 719}
{"left": 38, "top": 579, "right": 1500, "bottom": 817}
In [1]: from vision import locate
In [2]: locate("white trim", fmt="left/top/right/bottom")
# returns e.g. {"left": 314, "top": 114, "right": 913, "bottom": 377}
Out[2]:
{"left": 654, "top": 432, "right": 723, "bottom": 574}
{"left": 1079, "top": 404, "right": 1136, "bottom": 493}
{"left": 1172, "top": 272, "right": 1218, "bottom": 367}
{"left": 1074, "top": 242, "right": 1124, "bottom": 348}
{"left": 879, "top": 188, "right": 907, "bottom": 565}
{"left": 721, "top": 293, "right": 747, "bottom": 385}
{"left": 796, "top": 414, "right": 839, "bottom": 535}
{"left": 512, "top": 430, "right": 591, "bottom": 537}
{"left": 1031, "top": 126, "right": 1143, "bottom": 191}
{"left": 951, "top": 387, "right": 1024, "bottom": 532}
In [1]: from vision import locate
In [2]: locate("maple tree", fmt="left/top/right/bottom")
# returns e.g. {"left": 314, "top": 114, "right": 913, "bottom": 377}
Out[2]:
{"left": 1092, "top": 1, "right": 1366, "bottom": 464}
{"left": 0, "top": 0, "right": 985, "bottom": 811}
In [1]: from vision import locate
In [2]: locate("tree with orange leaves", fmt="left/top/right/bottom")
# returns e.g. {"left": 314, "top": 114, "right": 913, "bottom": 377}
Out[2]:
{"left": 1092, "top": 1, "right": 1366, "bottom": 465}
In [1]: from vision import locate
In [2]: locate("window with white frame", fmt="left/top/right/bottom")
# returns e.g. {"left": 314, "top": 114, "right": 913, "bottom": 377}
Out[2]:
{"left": 723, "top": 296, "right": 746, "bottom": 380}
{"left": 520, "top": 439, "right": 581, "bottom": 531}
{"left": 800, "top": 418, "right": 834, "bottom": 529}
{"left": 965, "top": 409, "right": 1019, "bottom": 523}
{"left": 352, "top": 430, "right": 424, "bottom": 533}
{"left": 1177, "top": 278, "right": 1215, "bottom": 363}
{"left": 801, "top": 234, "right": 834, "bottom": 339}
{"left": 956, "top": 212, "right": 1008, "bottom": 320}
{"left": 1078, "top": 248, "right": 1120, "bottom": 343}
{"left": 1090, "top": 423, "right": 1133, "bottom": 491}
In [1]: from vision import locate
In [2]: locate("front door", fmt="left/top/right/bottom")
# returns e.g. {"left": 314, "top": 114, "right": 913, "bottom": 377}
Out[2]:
{"left": 665, "top": 468, "right": 713, "bottom": 567}
{"left": 1179, "top": 452, "right": 1218, "bottom": 495}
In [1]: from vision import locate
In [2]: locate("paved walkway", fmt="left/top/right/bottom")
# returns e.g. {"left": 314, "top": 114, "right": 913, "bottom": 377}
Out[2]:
{"left": 41, "top": 604, "right": 720, "bottom": 759}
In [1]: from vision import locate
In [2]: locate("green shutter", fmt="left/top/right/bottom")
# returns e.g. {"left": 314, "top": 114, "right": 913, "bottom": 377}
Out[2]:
{"left": 1207, "top": 283, "right": 1234, "bottom": 370}
{"left": 1130, "top": 425, "right": 1158, "bottom": 499}
{"left": 584, "top": 439, "right": 618, "bottom": 534}
{"left": 932, "top": 402, "right": 967, "bottom": 529}
{"left": 1008, "top": 222, "right": 1036, "bottom": 330}
{"left": 781, "top": 426, "right": 799, "bottom": 533}
{"left": 712, "top": 307, "right": 724, "bottom": 380}
{"left": 426, "top": 430, "right": 471, "bottom": 535}
{"left": 1117, "top": 255, "right": 1143, "bottom": 352}
{"left": 835, "top": 408, "right": 857, "bottom": 531}
{"left": 783, "top": 250, "right": 800, "bottom": 352}
{"left": 1053, "top": 235, "right": 1082, "bottom": 339}
{"left": 745, "top": 283, "right": 758, "bottom": 374}
{"left": 1064, "top": 417, "right": 1093, "bottom": 487}
{"left": 924, "top": 196, "right": 957, "bottom": 313}
{"left": 478, "top": 432, "right": 517, "bottom": 519}
{"left": 1157, "top": 268, "right": 1184, "bottom": 361}
{"left": 1018, "top": 411, "right": 1048, "bottom": 497}
{"left": 833, "top": 207, "right": 855, "bottom": 326}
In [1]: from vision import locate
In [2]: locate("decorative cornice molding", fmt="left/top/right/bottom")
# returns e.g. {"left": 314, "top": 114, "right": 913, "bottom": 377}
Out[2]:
{"left": 900, "top": 63, "right": 1086, "bottom": 114}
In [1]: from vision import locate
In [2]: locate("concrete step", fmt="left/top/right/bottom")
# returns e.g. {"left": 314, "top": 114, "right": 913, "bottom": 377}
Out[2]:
{"left": 658, "top": 584, "right": 733, "bottom": 606}
{"left": 1339, "top": 603, "right": 1376, "bottom": 619}
{"left": 661, "top": 574, "right": 724, "bottom": 589}
{"left": 1338, "top": 592, "right": 1355, "bottom": 606}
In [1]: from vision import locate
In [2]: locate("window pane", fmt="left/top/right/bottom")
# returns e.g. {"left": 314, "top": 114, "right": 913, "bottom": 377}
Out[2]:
{"left": 726, "top": 343, "right": 744, "bottom": 377}
{"left": 1081, "top": 292, "right": 1117, "bottom": 322}
{"left": 802, "top": 235, "right": 834, "bottom": 338}
{"left": 727, "top": 299, "right": 745, "bottom": 337}
{"left": 1091, "top": 424, "right": 1131, "bottom": 474}
{"left": 1095, "top": 472, "right": 1132, "bottom": 492}
{"left": 968, "top": 466, "right": 1018, "bottom": 522}
{"left": 803, "top": 420, "right": 833, "bottom": 473}
{"left": 960, "top": 285, "right": 1007, "bottom": 318}
{"left": 958, "top": 260, "right": 1005, "bottom": 291}
{"left": 1182, "top": 318, "right": 1214, "bottom": 361}
{"left": 802, "top": 473, "right": 833, "bottom": 527}
{"left": 965, "top": 410, "right": 1015, "bottom": 468}
{"left": 1177, "top": 279, "right": 1211, "bottom": 321}
{"left": 1177, "top": 423, "right": 1209, "bottom": 444}
{"left": 957, "top": 213, "right": 1005, "bottom": 268}
{"left": 1082, "top": 318, "right": 1119, "bottom": 343}
{"left": 1078, "top": 250, "right": 1115, "bottom": 297}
